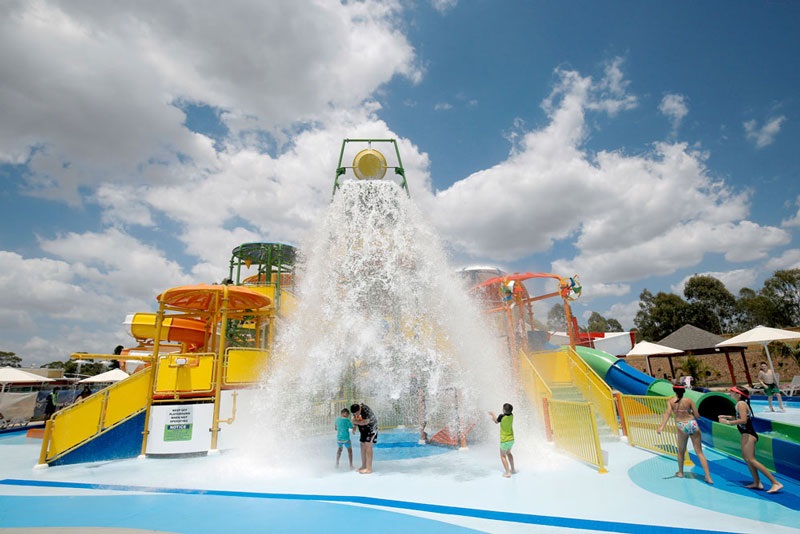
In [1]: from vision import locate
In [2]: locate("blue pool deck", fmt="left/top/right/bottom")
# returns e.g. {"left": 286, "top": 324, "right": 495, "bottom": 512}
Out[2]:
{"left": 1, "top": 406, "right": 799, "bottom": 533}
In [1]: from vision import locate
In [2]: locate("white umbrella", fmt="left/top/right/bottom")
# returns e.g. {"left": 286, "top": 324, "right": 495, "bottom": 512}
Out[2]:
{"left": 78, "top": 368, "right": 130, "bottom": 383}
{"left": 716, "top": 325, "right": 800, "bottom": 386}
{"left": 626, "top": 341, "right": 684, "bottom": 376}
{"left": 0, "top": 367, "right": 55, "bottom": 384}
{"left": 0, "top": 367, "right": 54, "bottom": 393}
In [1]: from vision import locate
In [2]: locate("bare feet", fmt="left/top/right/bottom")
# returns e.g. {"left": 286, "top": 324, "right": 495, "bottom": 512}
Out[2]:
{"left": 767, "top": 483, "right": 783, "bottom": 494}
{"left": 705, "top": 477, "right": 714, "bottom": 485}
{"left": 511, "top": 470, "right": 518, "bottom": 474}
{"left": 744, "top": 482, "right": 763, "bottom": 490}
{"left": 502, "top": 472, "right": 511, "bottom": 478}
{"left": 358, "top": 468, "right": 372, "bottom": 474}
{"left": 675, "top": 472, "right": 684, "bottom": 478}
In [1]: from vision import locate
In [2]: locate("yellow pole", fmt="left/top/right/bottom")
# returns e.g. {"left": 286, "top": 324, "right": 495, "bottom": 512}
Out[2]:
{"left": 140, "top": 301, "right": 166, "bottom": 456}
{"left": 210, "top": 287, "right": 230, "bottom": 451}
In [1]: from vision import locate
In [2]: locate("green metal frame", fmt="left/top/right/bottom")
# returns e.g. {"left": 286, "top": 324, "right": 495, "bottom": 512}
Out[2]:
{"left": 228, "top": 242, "right": 297, "bottom": 312}
{"left": 332, "top": 138, "right": 409, "bottom": 198}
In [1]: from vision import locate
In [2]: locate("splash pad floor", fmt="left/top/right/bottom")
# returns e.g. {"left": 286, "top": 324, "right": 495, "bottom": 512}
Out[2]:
{"left": 1, "top": 427, "right": 799, "bottom": 533}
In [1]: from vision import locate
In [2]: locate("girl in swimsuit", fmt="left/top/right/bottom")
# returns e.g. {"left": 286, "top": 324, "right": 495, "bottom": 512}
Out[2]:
{"left": 657, "top": 383, "right": 713, "bottom": 484}
{"left": 719, "top": 386, "right": 783, "bottom": 493}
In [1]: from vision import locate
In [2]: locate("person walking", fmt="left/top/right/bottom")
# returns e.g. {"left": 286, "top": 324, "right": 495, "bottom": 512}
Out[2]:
{"left": 719, "top": 386, "right": 783, "bottom": 493}
{"left": 657, "top": 383, "right": 713, "bottom": 484}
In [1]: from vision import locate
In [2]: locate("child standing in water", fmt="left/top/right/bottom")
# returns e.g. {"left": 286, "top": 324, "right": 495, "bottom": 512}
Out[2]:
{"left": 489, "top": 403, "right": 516, "bottom": 478}
{"left": 335, "top": 408, "right": 354, "bottom": 469}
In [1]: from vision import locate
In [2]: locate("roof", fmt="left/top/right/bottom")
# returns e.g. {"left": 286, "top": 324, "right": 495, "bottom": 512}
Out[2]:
{"left": 657, "top": 324, "right": 726, "bottom": 352}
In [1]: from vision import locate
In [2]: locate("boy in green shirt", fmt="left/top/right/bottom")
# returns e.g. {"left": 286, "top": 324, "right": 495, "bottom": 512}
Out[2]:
{"left": 489, "top": 403, "right": 516, "bottom": 478}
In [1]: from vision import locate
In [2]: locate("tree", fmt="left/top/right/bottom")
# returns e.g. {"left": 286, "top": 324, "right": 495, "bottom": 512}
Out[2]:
{"left": 634, "top": 289, "right": 690, "bottom": 341}
{"left": 547, "top": 303, "right": 567, "bottom": 331}
{"left": 0, "top": 351, "right": 22, "bottom": 368}
{"left": 587, "top": 312, "right": 623, "bottom": 332}
{"left": 683, "top": 275, "right": 736, "bottom": 334}
{"left": 735, "top": 287, "right": 779, "bottom": 329}
{"left": 760, "top": 269, "right": 800, "bottom": 327}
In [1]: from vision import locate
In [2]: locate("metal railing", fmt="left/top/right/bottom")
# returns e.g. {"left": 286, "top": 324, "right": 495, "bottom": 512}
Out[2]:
{"left": 615, "top": 393, "right": 692, "bottom": 464}
{"left": 38, "top": 368, "right": 151, "bottom": 465}
{"left": 545, "top": 397, "right": 607, "bottom": 473}
{"left": 565, "top": 347, "right": 620, "bottom": 437}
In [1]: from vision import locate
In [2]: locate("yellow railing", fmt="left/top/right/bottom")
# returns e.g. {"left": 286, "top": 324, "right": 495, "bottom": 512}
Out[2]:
{"left": 615, "top": 394, "right": 692, "bottom": 464}
{"left": 520, "top": 348, "right": 608, "bottom": 473}
{"left": 39, "top": 368, "right": 150, "bottom": 464}
{"left": 565, "top": 347, "right": 619, "bottom": 437}
{"left": 224, "top": 347, "right": 269, "bottom": 385}
{"left": 154, "top": 352, "right": 216, "bottom": 397}
{"left": 518, "top": 350, "right": 552, "bottom": 420}
{"left": 546, "top": 398, "right": 607, "bottom": 473}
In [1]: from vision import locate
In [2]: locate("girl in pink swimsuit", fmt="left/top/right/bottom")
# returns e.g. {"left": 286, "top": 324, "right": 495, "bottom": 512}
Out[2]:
{"left": 657, "top": 383, "right": 713, "bottom": 484}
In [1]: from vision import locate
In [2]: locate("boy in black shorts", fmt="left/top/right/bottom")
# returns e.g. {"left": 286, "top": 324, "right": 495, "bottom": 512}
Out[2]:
{"left": 350, "top": 403, "right": 378, "bottom": 474}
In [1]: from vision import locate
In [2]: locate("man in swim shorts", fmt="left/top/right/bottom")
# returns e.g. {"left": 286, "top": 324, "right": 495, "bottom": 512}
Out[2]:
{"left": 350, "top": 403, "right": 378, "bottom": 474}
{"left": 758, "top": 362, "right": 785, "bottom": 412}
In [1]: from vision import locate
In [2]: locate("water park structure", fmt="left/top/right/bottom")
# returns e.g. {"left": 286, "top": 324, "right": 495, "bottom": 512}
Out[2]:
{"left": 2, "top": 139, "right": 800, "bottom": 533}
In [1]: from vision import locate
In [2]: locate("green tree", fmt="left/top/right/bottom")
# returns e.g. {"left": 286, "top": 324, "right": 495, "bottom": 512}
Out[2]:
{"left": 677, "top": 355, "right": 713, "bottom": 387}
{"left": 683, "top": 275, "right": 736, "bottom": 334}
{"left": 547, "top": 303, "right": 567, "bottom": 331}
{"left": 735, "top": 287, "right": 779, "bottom": 329}
{"left": 0, "top": 351, "right": 22, "bottom": 368}
{"left": 634, "top": 289, "right": 690, "bottom": 341}
{"left": 760, "top": 269, "right": 800, "bottom": 327}
{"left": 587, "top": 312, "right": 623, "bottom": 332}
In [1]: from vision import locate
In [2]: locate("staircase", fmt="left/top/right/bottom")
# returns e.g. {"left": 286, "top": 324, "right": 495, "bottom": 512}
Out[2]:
{"left": 550, "top": 384, "right": 619, "bottom": 442}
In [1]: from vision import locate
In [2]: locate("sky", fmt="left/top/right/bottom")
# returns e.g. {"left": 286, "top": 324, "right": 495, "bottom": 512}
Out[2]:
{"left": 1, "top": 0, "right": 799, "bottom": 367}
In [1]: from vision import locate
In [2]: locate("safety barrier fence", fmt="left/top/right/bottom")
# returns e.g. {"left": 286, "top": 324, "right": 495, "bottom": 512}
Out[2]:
{"left": 518, "top": 350, "right": 552, "bottom": 422}
{"left": 39, "top": 347, "right": 272, "bottom": 464}
{"left": 39, "top": 368, "right": 151, "bottom": 464}
{"left": 614, "top": 393, "right": 691, "bottom": 464}
{"left": 519, "top": 349, "right": 607, "bottom": 473}
{"left": 565, "top": 349, "right": 620, "bottom": 437}
{"left": 544, "top": 398, "right": 607, "bottom": 474}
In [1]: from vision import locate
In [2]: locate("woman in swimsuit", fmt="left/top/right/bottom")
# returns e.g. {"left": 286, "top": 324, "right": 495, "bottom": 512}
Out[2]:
{"left": 718, "top": 386, "right": 783, "bottom": 493}
{"left": 657, "top": 382, "right": 713, "bottom": 484}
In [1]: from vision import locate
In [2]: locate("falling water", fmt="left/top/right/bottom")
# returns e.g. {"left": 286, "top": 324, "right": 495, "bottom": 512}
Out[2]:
{"left": 246, "top": 179, "right": 513, "bottom": 452}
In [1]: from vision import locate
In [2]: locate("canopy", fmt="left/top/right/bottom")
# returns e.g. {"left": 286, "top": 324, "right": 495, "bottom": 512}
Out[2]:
{"left": 626, "top": 342, "right": 684, "bottom": 377}
{"left": 157, "top": 284, "right": 271, "bottom": 311}
{"left": 626, "top": 341, "right": 684, "bottom": 357}
{"left": 717, "top": 326, "right": 800, "bottom": 382}
{"left": 0, "top": 367, "right": 55, "bottom": 384}
{"left": 78, "top": 368, "right": 130, "bottom": 383}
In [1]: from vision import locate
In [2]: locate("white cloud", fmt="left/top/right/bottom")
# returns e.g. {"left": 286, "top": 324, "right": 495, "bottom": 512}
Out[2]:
{"left": 659, "top": 93, "right": 688, "bottom": 134}
{"left": 432, "top": 59, "right": 788, "bottom": 294}
{"left": 744, "top": 115, "right": 786, "bottom": 148}
{"left": 434, "top": 102, "right": 453, "bottom": 111}
{"left": 781, "top": 194, "right": 800, "bottom": 228}
{"left": 603, "top": 300, "right": 640, "bottom": 330}
{"left": 431, "top": 0, "right": 459, "bottom": 14}
{"left": 765, "top": 249, "right": 800, "bottom": 271}
{"left": 0, "top": 0, "right": 420, "bottom": 203}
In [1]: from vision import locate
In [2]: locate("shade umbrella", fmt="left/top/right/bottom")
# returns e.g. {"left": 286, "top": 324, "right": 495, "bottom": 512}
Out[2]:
{"left": 78, "top": 368, "right": 130, "bottom": 383}
{"left": 716, "top": 326, "right": 800, "bottom": 386}
{"left": 0, "top": 367, "right": 54, "bottom": 393}
{"left": 626, "top": 342, "right": 684, "bottom": 376}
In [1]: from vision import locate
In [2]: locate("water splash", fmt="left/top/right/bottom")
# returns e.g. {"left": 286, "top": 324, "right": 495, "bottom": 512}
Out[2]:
{"left": 250, "top": 180, "right": 513, "bottom": 449}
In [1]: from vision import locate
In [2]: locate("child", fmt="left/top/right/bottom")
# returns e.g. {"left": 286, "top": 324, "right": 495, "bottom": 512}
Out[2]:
{"left": 489, "top": 403, "right": 516, "bottom": 477}
{"left": 757, "top": 362, "right": 785, "bottom": 412}
{"left": 335, "top": 408, "right": 354, "bottom": 469}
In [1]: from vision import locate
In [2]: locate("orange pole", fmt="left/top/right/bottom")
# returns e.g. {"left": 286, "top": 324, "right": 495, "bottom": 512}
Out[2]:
{"left": 542, "top": 397, "right": 553, "bottom": 442}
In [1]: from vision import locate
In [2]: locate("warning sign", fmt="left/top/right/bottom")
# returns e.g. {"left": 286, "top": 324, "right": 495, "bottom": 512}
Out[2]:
{"left": 163, "top": 406, "right": 193, "bottom": 442}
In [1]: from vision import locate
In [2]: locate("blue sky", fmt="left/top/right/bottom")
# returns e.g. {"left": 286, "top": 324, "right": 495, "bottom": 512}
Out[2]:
{"left": 1, "top": 1, "right": 799, "bottom": 366}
